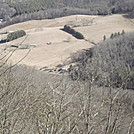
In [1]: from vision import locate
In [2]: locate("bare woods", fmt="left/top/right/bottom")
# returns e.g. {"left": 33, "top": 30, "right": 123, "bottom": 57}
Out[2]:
{"left": 0, "top": 0, "right": 134, "bottom": 28}
{"left": 0, "top": 32, "right": 133, "bottom": 134}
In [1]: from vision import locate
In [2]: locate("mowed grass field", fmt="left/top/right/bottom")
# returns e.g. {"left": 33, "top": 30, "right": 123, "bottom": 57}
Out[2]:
{"left": 0, "top": 14, "right": 134, "bottom": 69}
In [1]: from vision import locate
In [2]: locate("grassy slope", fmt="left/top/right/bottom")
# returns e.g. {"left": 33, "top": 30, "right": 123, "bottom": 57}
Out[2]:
{"left": 0, "top": 14, "right": 134, "bottom": 69}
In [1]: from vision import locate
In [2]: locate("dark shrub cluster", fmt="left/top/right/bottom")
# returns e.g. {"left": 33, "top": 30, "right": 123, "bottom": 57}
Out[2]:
{"left": 63, "top": 25, "right": 84, "bottom": 39}
{"left": 6, "top": 30, "right": 26, "bottom": 42}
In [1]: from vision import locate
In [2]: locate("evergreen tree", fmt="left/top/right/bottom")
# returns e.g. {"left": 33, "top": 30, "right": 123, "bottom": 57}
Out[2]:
{"left": 110, "top": 33, "right": 114, "bottom": 39}
{"left": 103, "top": 35, "right": 106, "bottom": 40}
{"left": 121, "top": 30, "right": 125, "bottom": 35}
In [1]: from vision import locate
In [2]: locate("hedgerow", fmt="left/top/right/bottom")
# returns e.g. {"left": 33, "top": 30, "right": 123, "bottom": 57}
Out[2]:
{"left": 6, "top": 30, "right": 26, "bottom": 42}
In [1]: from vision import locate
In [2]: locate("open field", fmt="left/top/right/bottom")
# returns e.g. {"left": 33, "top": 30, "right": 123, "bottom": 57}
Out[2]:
{"left": 0, "top": 14, "right": 134, "bottom": 69}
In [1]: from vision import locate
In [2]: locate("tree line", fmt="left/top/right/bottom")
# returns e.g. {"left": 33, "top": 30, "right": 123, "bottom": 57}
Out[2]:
{"left": 63, "top": 25, "right": 84, "bottom": 39}
{"left": 0, "top": 0, "right": 134, "bottom": 28}
{"left": 0, "top": 30, "right": 26, "bottom": 43}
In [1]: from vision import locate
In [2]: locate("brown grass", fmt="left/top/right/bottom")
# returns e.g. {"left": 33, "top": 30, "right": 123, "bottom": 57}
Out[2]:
{"left": 0, "top": 14, "right": 134, "bottom": 69}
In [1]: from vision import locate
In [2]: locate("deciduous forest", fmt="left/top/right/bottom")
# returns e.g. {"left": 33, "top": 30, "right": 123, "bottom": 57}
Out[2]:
{"left": 0, "top": 0, "right": 134, "bottom": 28}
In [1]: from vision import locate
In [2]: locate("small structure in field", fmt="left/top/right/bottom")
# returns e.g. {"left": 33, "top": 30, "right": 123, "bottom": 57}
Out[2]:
{"left": 46, "top": 42, "right": 52, "bottom": 45}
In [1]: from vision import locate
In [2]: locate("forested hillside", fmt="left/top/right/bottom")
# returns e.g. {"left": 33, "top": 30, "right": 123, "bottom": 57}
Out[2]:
{"left": 69, "top": 32, "right": 134, "bottom": 90}
{"left": 0, "top": 1, "right": 134, "bottom": 133}
{"left": 0, "top": 0, "right": 134, "bottom": 28}
{"left": 0, "top": 31, "right": 134, "bottom": 134}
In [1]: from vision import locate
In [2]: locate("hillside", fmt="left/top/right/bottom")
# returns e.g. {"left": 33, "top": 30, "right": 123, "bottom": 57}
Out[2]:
{"left": 0, "top": 28, "right": 134, "bottom": 134}
{"left": 0, "top": 14, "right": 134, "bottom": 70}
{"left": 0, "top": 2, "right": 134, "bottom": 132}
{"left": 69, "top": 32, "right": 134, "bottom": 88}
{"left": 0, "top": 0, "right": 134, "bottom": 28}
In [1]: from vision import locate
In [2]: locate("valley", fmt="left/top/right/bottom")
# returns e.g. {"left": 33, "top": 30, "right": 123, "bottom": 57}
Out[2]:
{"left": 0, "top": 14, "right": 134, "bottom": 71}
